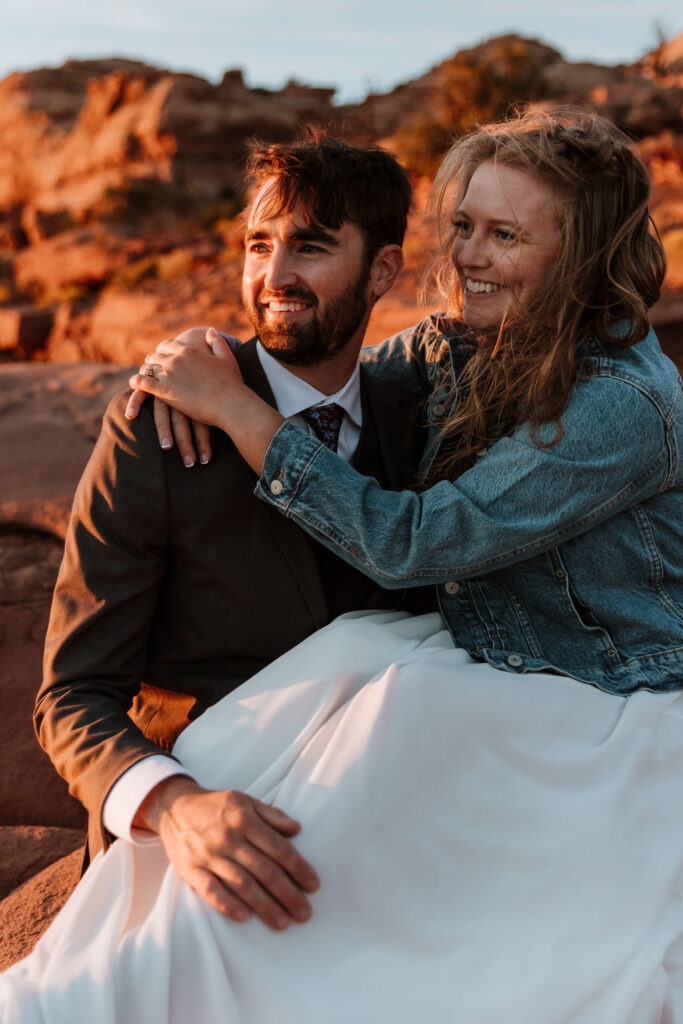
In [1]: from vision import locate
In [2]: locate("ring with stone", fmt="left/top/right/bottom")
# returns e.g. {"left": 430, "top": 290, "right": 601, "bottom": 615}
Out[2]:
{"left": 141, "top": 364, "right": 158, "bottom": 378}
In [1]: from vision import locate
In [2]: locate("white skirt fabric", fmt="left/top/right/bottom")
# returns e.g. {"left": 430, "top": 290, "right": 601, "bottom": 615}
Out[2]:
{"left": 3, "top": 610, "right": 683, "bottom": 1024}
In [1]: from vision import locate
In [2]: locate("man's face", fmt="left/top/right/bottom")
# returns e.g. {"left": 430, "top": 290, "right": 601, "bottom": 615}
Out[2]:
{"left": 241, "top": 179, "right": 373, "bottom": 367}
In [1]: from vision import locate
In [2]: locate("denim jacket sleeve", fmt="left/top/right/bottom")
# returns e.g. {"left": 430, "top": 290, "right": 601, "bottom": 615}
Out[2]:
{"left": 254, "top": 367, "right": 673, "bottom": 589}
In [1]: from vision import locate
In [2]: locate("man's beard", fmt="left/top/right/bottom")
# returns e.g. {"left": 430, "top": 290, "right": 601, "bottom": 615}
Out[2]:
{"left": 244, "top": 272, "right": 370, "bottom": 367}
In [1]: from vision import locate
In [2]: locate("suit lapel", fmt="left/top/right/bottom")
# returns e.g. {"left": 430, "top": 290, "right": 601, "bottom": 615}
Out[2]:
{"left": 356, "top": 365, "right": 419, "bottom": 491}
{"left": 235, "top": 340, "right": 330, "bottom": 631}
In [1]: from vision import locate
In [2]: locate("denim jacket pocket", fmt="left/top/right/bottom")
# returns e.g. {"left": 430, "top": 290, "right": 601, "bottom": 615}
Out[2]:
{"left": 550, "top": 549, "right": 623, "bottom": 665}
{"left": 629, "top": 504, "right": 683, "bottom": 624}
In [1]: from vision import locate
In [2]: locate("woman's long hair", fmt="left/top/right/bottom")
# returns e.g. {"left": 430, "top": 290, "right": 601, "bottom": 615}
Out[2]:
{"left": 423, "top": 108, "right": 666, "bottom": 485}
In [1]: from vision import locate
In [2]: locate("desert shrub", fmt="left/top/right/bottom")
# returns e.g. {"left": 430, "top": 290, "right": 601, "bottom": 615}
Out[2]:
{"left": 99, "top": 177, "right": 194, "bottom": 224}
{"left": 393, "top": 38, "right": 550, "bottom": 175}
{"left": 108, "top": 249, "right": 195, "bottom": 290}
{"left": 155, "top": 250, "right": 194, "bottom": 280}
{"left": 187, "top": 193, "right": 244, "bottom": 233}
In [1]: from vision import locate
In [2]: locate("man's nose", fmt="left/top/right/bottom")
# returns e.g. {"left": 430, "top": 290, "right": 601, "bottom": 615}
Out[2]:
{"left": 263, "top": 247, "right": 298, "bottom": 291}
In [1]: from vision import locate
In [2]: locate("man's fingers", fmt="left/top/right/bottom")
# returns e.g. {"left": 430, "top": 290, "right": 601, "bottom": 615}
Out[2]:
{"left": 205, "top": 851, "right": 302, "bottom": 930}
{"left": 228, "top": 842, "right": 314, "bottom": 924}
{"left": 186, "top": 867, "right": 253, "bottom": 923}
{"left": 254, "top": 799, "right": 302, "bottom": 836}
{"left": 170, "top": 408, "right": 197, "bottom": 468}
{"left": 249, "top": 805, "right": 320, "bottom": 894}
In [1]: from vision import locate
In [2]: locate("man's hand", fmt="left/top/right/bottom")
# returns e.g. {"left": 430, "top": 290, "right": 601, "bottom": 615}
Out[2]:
{"left": 135, "top": 775, "right": 319, "bottom": 930}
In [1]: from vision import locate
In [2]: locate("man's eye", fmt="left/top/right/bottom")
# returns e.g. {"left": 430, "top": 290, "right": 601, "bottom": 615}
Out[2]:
{"left": 298, "top": 243, "right": 325, "bottom": 254}
{"left": 247, "top": 243, "right": 269, "bottom": 254}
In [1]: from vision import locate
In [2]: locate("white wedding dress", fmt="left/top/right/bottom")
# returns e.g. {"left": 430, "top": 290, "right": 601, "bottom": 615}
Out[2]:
{"left": 3, "top": 610, "right": 683, "bottom": 1024}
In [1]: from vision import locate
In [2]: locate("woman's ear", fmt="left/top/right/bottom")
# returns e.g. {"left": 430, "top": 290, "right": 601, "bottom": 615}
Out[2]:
{"left": 369, "top": 245, "right": 404, "bottom": 300}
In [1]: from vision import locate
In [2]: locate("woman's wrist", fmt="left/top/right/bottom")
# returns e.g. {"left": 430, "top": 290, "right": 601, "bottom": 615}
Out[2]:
{"left": 217, "top": 383, "right": 285, "bottom": 475}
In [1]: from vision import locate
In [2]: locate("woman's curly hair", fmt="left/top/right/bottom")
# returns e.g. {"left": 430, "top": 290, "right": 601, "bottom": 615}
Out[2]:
{"left": 423, "top": 107, "right": 666, "bottom": 485}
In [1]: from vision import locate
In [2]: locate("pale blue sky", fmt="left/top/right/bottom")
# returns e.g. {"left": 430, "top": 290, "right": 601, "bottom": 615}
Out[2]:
{"left": 1, "top": 0, "right": 680, "bottom": 102}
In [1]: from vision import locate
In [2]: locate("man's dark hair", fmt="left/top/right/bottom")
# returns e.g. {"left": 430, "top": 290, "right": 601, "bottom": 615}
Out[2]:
{"left": 244, "top": 127, "right": 412, "bottom": 260}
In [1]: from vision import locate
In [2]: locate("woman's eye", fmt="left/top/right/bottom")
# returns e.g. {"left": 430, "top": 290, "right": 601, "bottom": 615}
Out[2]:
{"left": 452, "top": 219, "right": 472, "bottom": 237}
{"left": 495, "top": 229, "right": 516, "bottom": 243}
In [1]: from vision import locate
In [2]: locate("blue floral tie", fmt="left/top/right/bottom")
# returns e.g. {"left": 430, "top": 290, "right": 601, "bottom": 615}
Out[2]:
{"left": 301, "top": 403, "right": 345, "bottom": 452}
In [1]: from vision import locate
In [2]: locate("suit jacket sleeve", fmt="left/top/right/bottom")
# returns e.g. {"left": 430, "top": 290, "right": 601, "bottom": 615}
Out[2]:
{"left": 35, "top": 392, "right": 173, "bottom": 838}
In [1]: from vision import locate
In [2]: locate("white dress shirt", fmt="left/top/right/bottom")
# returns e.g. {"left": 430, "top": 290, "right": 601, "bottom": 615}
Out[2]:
{"left": 103, "top": 342, "right": 363, "bottom": 842}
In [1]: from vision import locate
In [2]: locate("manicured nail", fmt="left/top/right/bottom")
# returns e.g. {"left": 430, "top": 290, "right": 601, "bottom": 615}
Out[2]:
{"left": 183, "top": 456, "right": 195, "bottom": 468}
{"left": 207, "top": 327, "right": 219, "bottom": 338}
{"left": 161, "top": 438, "right": 172, "bottom": 450}
{"left": 125, "top": 411, "right": 134, "bottom": 419}
{"left": 200, "top": 453, "right": 209, "bottom": 465}
{"left": 275, "top": 915, "right": 289, "bottom": 930}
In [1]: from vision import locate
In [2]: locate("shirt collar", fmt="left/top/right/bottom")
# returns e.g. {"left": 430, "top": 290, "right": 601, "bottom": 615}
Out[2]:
{"left": 256, "top": 340, "right": 362, "bottom": 428}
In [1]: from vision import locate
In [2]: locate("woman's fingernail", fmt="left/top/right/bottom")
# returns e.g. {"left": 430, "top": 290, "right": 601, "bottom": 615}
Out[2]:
{"left": 183, "top": 456, "right": 195, "bottom": 468}
{"left": 161, "top": 438, "right": 172, "bottom": 450}
{"left": 200, "top": 453, "right": 209, "bottom": 465}
{"left": 207, "top": 327, "right": 218, "bottom": 337}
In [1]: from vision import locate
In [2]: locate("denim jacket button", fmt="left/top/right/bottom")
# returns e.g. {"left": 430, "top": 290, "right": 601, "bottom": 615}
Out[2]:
{"left": 444, "top": 581, "right": 461, "bottom": 596}
{"left": 270, "top": 479, "right": 284, "bottom": 496}
{"left": 506, "top": 653, "right": 523, "bottom": 668}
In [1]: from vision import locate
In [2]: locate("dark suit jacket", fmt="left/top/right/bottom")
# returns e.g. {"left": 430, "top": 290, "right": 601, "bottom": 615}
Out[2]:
{"left": 35, "top": 340, "right": 422, "bottom": 856}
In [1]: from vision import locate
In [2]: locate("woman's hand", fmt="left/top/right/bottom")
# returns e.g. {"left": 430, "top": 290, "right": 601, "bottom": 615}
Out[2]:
{"left": 125, "top": 328, "right": 229, "bottom": 467}
{"left": 129, "top": 328, "right": 284, "bottom": 475}
{"left": 129, "top": 329, "right": 244, "bottom": 431}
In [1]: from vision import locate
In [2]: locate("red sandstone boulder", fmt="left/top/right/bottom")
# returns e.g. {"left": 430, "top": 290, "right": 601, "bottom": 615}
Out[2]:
{"left": 0, "top": 846, "right": 83, "bottom": 970}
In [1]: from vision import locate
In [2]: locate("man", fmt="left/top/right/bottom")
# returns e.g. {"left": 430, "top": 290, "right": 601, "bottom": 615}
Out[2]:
{"left": 36, "top": 130, "right": 419, "bottom": 932}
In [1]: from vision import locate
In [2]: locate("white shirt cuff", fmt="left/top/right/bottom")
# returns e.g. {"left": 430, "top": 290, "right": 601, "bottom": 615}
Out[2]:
{"left": 102, "top": 754, "right": 195, "bottom": 844}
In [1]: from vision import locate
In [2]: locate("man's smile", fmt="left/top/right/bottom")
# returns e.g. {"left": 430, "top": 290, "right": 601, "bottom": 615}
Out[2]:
{"left": 258, "top": 294, "right": 316, "bottom": 322}
{"left": 267, "top": 302, "right": 311, "bottom": 312}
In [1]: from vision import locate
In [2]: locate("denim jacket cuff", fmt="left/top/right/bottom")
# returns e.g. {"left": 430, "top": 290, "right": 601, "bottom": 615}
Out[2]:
{"left": 255, "top": 420, "right": 325, "bottom": 511}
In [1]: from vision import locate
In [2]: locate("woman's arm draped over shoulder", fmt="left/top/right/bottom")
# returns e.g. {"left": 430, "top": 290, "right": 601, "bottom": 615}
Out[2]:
{"left": 255, "top": 371, "right": 672, "bottom": 587}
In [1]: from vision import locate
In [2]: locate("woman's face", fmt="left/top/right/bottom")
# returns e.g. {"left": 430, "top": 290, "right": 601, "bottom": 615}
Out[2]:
{"left": 450, "top": 160, "right": 562, "bottom": 332}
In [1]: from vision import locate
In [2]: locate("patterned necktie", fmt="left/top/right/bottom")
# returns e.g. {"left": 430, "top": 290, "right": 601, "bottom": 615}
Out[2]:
{"left": 301, "top": 403, "right": 346, "bottom": 452}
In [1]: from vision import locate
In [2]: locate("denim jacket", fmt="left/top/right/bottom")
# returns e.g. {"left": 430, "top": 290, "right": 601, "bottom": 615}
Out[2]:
{"left": 256, "top": 315, "right": 683, "bottom": 694}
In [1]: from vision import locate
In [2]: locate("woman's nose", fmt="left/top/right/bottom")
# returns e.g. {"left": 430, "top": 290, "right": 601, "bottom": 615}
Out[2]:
{"left": 452, "top": 233, "right": 489, "bottom": 269}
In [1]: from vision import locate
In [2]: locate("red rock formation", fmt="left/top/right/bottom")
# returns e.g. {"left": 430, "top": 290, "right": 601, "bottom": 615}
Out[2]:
{"left": 0, "top": 58, "right": 338, "bottom": 228}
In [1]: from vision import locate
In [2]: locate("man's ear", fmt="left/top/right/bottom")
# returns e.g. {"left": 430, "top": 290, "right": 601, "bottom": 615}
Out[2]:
{"left": 368, "top": 245, "right": 404, "bottom": 300}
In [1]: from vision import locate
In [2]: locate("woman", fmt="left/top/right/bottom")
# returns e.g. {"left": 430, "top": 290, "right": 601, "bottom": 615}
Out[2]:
{"left": 2, "top": 110, "right": 682, "bottom": 1023}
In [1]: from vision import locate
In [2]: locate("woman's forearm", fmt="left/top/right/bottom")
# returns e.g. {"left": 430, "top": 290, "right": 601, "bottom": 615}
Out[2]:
{"left": 215, "top": 384, "right": 284, "bottom": 475}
